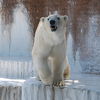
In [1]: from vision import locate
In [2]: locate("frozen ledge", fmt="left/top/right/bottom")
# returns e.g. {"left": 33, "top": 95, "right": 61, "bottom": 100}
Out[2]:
{"left": 22, "top": 74, "right": 100, "bottom": 100}
{"left": 0, "top": 78, "right": 25, "bottom": 100}
{"left": 0, "top": 73, "right": 100, "bottom": 100}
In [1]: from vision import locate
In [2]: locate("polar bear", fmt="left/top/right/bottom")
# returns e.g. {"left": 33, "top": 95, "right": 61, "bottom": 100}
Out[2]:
{"left": 32, "top": 13, "right": 70, "bottom": 86}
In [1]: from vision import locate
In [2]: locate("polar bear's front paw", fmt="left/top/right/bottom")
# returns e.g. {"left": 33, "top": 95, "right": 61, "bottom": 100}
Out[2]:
{"left": 52, "top": 80, "right": 65, "bottom": 87}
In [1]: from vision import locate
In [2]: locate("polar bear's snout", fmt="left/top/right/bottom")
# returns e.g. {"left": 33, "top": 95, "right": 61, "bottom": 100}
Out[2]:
{"left": 50, "top": 20, "right": 56, "bottom": 25}
{"left": 48, "top": 16, "right": 60, "bottom": 32}
{"left": 49, "top": 19, "right": 57, "bottom": 31}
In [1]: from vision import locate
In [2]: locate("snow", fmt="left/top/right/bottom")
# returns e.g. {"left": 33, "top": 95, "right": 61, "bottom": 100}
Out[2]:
{"left": 0, "top": 78, "right": 24, "bottom": 100}
{"left": 22, "top": 75, "right": 100, "bottom": 100}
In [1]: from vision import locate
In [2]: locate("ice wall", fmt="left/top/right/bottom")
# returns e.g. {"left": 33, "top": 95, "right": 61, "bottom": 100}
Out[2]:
{"left": 0, "top": 60, "right": 34, "bottom": 79}
{"left": 66, "top": 0, "right": 100, "bottom": 74}
{"left": 78, "top": 15, "right": 100, "bottom": 74}
{"left": 0, "top": 3, "right": 33, "bottom": 59}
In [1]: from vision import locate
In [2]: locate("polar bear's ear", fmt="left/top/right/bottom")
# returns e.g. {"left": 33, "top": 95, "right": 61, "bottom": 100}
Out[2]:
{"left": 40, "top": 17, "right": 45, "bottom": 22}
{"left": 63, "top": 15, "right": 68, "bottom": 21}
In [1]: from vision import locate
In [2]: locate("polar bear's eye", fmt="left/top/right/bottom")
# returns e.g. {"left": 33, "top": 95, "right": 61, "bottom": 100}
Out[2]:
{"left": 57, "top": 17, "right": 60, "bottom": 20}
{"left": 47, "top": 18, "right": 49, "bottom": 21}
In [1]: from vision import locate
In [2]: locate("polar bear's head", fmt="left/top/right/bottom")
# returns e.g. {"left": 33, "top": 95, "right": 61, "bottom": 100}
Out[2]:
{"left": 40, "top": 14, "right": 67, "bottom": 33}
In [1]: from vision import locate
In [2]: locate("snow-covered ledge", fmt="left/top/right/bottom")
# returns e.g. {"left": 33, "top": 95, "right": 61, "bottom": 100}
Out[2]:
{"left": 0, "top": 78, "right": 25, "bottom": 100}
{"left": 22, "top": 73, "right": 100, "bottom": 100}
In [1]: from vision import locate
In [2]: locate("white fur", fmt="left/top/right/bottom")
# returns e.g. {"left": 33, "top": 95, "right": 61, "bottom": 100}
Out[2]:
{"left": 32, "top": 14, "right": 69, "bottom": 85}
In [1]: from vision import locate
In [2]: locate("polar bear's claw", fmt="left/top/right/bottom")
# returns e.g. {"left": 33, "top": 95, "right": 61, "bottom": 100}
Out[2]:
{"left": 52, "top": 80, "right": 65, "bottom": 87}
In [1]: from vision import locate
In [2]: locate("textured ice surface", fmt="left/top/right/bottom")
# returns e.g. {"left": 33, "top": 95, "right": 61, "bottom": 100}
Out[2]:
{"left": 0, "top": 60, "right": 34, "bottom": 79}
{"left": 22, "top": 75, "right": 100, "bottom": 100}
{"left": 67, "top": 15, "right": 100, "bottom": 74}
{"left": 0, "top": 4, "right": 33, "bottom": 58}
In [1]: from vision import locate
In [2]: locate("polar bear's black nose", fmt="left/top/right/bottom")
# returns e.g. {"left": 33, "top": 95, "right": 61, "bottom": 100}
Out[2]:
{"left": 50, "top": 20, "right": 56, "bottom": 25}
